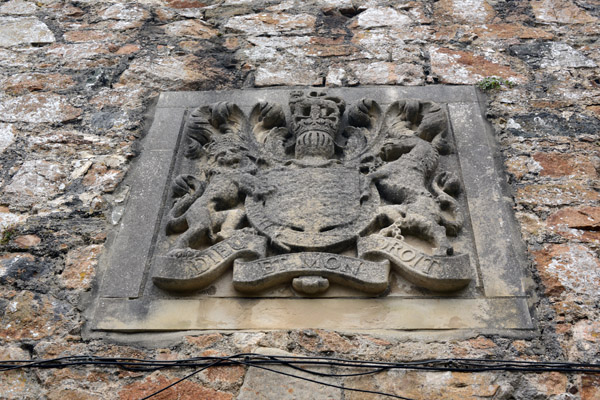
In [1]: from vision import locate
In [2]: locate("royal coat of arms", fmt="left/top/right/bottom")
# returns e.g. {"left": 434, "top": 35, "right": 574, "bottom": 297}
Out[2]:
{"left": 152, "top": 90, "right": 472, "bottom": 295}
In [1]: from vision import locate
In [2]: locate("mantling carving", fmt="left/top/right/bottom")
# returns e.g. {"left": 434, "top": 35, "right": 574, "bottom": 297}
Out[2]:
{"left": 152, "top": 91, "right": 472, "bottom": 295}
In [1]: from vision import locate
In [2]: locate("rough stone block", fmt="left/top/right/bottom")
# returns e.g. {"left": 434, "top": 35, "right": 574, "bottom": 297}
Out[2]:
{"left": 0, "top": 17, "right": 54, "bottom": 47}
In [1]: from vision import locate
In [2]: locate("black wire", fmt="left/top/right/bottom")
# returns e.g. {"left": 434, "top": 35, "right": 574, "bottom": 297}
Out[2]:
{"left": 227, "top": 356, "right": 415, "bottom": 400}
{"left": 260, "top": 354, "right": 392, "bottom": 377}
{"left": 132, "top": 354, "right": 413, "bottom": 400}
{"left": 2, "top": 354, "right": 600, "bottom": 400}
{"left": 1, "top": 355, "right": 600, "bottom": 374}
{"left": 139, "top": 357, "right": 228, "bottom": 400}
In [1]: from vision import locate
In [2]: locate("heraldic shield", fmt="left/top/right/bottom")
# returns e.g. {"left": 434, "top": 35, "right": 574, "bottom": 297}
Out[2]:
{"left": 151, "top": 90, "right": 473, "bottom": 296}
{"left": 245, "top": 166, "right": 379, "bottom": 251}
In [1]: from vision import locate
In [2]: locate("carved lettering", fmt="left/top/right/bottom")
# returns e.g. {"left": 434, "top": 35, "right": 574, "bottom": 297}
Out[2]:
{"left": 341, "top": 261, "right": 361, "bottom": 277}
{"left": 399, "top": 248, "right": 416, "bottom": 262}
{"left": 233, "top": 253, "right": 389, "bottom": 294}
{"left": 325, "top": 257, "right": 340, "bottom": 270}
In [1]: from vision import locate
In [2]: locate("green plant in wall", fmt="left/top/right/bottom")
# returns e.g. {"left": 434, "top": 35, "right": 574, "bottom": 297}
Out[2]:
{"left": 477, "top": 76, "right": 515, "bottom": 91}
{"left": 0, "top": 226, "right": 15, "bottom": 244}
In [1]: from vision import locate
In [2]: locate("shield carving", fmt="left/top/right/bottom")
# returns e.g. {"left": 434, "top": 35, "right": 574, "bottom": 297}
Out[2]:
{"left": 245, "top": 166, "right": 379, "bottom": 251}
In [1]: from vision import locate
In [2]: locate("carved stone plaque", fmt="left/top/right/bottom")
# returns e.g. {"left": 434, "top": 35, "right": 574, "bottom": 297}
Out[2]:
{"left": 90, "top": 87, "right": 533, "bottom": 335}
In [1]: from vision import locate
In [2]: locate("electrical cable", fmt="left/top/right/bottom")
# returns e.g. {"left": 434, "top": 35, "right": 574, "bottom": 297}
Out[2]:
{"left": 1, "top": 353, "right": 599, "bottom": 400}
{"left": 228, "top": 356, "right": 413, "bottom": 400}
{"left": 140, "top": 357, "right": 228, "bottom": 400}
{"left": 2, "top": 354, "right": 599, "bottom": 374}
{"left": 139, "top": 354, "right": 413, "bottom": 400}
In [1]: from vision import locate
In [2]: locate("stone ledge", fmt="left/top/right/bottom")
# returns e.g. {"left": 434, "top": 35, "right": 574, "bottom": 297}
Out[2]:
{"left": 93, "top": 297, "right": 534, "bottom": 332}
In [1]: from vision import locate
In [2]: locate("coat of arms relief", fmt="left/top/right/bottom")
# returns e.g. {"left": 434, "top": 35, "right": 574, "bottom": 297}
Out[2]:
{"left": 152, "top": 90, "right": 473, "bottom": 295}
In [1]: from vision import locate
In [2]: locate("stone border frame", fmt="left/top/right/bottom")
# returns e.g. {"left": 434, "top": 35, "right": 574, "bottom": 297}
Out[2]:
{"left": 88, "top": 86, "right": 534, "bottom": 335}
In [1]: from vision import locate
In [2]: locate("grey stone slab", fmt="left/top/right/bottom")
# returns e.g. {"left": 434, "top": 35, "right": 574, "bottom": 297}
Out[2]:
{"left": 93, "top": 297, "right": 533, "bottom": 331}
{"left": 156, "top": 86, "right": 479, "bottom": 109}
{"left": 99, "top": 150, "right": 174, "bottom": 298}
{"left": 237, "top": 348, "right": 343, "bottom": 400}
{"left": 142, "top": 107, "right": 185, "bottom": 151}
{"left": 449, "top": 102, "right": 526, "bottom": 297}
{"left": 0, "top": 17, "right": 54, "bottom": 47}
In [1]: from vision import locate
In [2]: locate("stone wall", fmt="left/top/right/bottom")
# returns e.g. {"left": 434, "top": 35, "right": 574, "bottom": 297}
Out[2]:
{"left": 0, "top": 0, "right": 598, "bottom": 398}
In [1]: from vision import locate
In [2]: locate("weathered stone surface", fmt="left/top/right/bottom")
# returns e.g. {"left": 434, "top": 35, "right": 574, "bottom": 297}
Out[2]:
{"left": 119, "top": 374, "right": 233, "bottom": 400}
{"left": 506, "top": 112, "right": 600, "bottom": 137}
{"left": 351, "top": 30, "right": 425, "bottom": 60}
{"left": 468, "top": 336, "right": 496, "bottom": 350}
{"left": 434, "top": 0, "right": 495, "bottom": 24}
{"left": 1, "top": 73, "right": 76, "bottom": 95}
{"left": 0, "top": 48, "right": 29, "bottom": 67}
{"left": 0, "top": 93, "right": 81, "bottom": 123}
{"left": 115, "top": 43, "right": 140, "bottom": 55}
{"left": 296, "top": 329, "right": 358, "bottom": 354}
{"left": 204, "top": 364, "right": 246, "bottom": 385}
{"left": 325, "top": 66, "right": 347, "bottom": 86}
{"left": 472, "top": 24, "right": 553, "bottom": 40}
{"left": 46, "top": 43, "right": 111, "bottom": 69}
{"left": 199, "top": 350, "right": 246, "bottom": 385}
{"left": 25, "top": 129, "right": 113, "bottom": 157}
{"left": 244, "top": 36, "right": 311, "bottom": 62}
{"left": 118, "top": 55, "right": 232, "bottom": 90}
{"left": 62, "top": 245, "right": 103, "bottom": 290}
{"left": 237, "top": 348, "right": 342, "bottom": 399}
{"left": 534, "top": 244, "right": 600, "bottom": 297}
{"left": 0, "top": 344, "right": 41, "bottom": 399}
{"left": 582, "top": 375, "right": 600, "bottom": 400}
{"left": 523, "top": 372, "right": 569, "bottom": 397}
{"left": 162, "top": 19, "right": 218, "bottom": 38}
{"left": 587, "top": 105, "right": 600, "bottom": 116}
{"left": 89, "top": 87, "right": 146, "bottom": 111}
{"left": 0, "top": 253, "right": 36, "bottom": 285}
{"left": 540, "top": 42, "right": 596, "bottom": 68}
{"left": 572, "top": 320, "right": 600, "bottom": 347}
{"left": 185, "top": 333, "right": 223, "bottom": 349}
{"left": 254, "top": 57, "right": 321, "bottom": 86}
{"left": 532, "top": 152, "right": 598, "bottom": 178}
{"left": 547, "top": 206, "right": 600, "bottom": 243}
{"left": 0, "top": 17, "right": 54, "bottom": 47}
{"left": 82, "top": 163, "right": 123, "bottom": 193}
{"left": 0, "top": 291, "right": 65, "bottom": 340}
{"left": 300, "top": 37, "right": 358, "bottom": 58}
{"left": 46, "top": 389, "right": 98, "bottom": 400}
{"left": 225, "top": 12, "right": 316, "bottom": 35}
{"left": 531, "top": 0, "right": 598, "bottom": 24}
{"left": 0, "top": 206, "right": 25, "bottom": 231}
{"left": 63, "top": 30, "right": 118, "bottom": 43}
{"left": 349, "top": 7, "right": 411, "bottom": 29}
{"left": 515, "top": 211, "right": 545, "bottom": 239}
{"left": 231, "top": 332, "right": 266, "bottom": 352}
{"left": 0, "top": 0, "right": 38, "bottom": 15}
{"left": 13, "top": 234, "right": 41, "bottom": 249}
{"left": 99, "top": 3, "right": 150, "bottom": 30}
{"left": 429, "top": 47, "right": 524, "bottom": 84}
{"left": 504, "top": 155, "right": 541, "bottom": 180}
{"left": 345, "top": 370, "right": 500, "bottom": 400}
{"left": 0, "top": 122, "right": 16, "bottom": 153}
{"left": 165, "top": 0, "right": 207, "bottom": 9}
{"left": 516, "top": 182, "right": 600, "bottom": 206}
{"left": 510, "top": 42, "right": 596, "bottom": 68}
{"left": 348, "top": 61, "right": 424, "bottom": 85}
{"left": 3, "top": 160, "right": 67, "bottom": 206}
